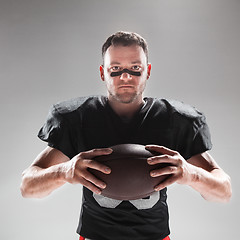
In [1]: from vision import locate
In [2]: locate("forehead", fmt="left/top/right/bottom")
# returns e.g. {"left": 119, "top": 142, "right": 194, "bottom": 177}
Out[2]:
{"left": 104, "top": 45, "right": 147, "bottom": 65}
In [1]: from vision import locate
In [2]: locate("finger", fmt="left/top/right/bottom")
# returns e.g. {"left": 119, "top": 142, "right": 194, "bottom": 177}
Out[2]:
{"left": 84, "top": 159, "right": 111, "bottom": 174}
{"left": 80, "top": 148, "right": 113, "bottom": 159}
{"left": 80, "top": 177, "right": 103, "bottom": 195}
{"left": 147, "top": 154, "right": 175, "bottom": 165}
{"left": 81, "top": 170, "right": 107, "bottom": 189}
{"left": 150, "top": 166, "right": 178, "bottom": 177}
{"left": 154, "top": 174, "right": 178, "bottom": 191}
{"left": 145, "top": 145, "right": 177, "bottom": 156}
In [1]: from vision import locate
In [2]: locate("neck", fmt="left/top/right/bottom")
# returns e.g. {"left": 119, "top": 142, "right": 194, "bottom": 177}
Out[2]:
{"left": 108, "top": 96, "right": 145, "bottom": 120}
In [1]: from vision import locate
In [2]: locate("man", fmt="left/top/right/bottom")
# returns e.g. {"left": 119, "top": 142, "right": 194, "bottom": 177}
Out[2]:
{"left": 21, "top": 31, "right": 232, "bottom": 240}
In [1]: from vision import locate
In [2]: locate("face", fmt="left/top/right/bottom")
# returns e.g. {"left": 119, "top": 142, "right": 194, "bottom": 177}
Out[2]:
{"left": 100, "top": 45, "right": 151, "bottom": 104}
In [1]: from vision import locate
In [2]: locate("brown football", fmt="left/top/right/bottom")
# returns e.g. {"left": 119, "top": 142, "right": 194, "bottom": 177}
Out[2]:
{"left": 89, "top": 144, "right": 170, "bottom": 200}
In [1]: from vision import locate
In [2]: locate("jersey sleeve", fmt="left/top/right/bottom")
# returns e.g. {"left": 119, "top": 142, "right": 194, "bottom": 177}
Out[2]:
{"left": 37, "top": 105, "right": 76, "bottom": 159}
{"left": 184, "top": 116, "right": 213, "bottom": 159}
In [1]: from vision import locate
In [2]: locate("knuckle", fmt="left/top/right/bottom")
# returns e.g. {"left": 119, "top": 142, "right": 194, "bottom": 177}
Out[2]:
{"left": 82, "top": 159, "right": 94, "bottom": 168}
{"left": 179, "top": 170, "right": 184, "bottom": 179}
{"left": 92, "top": 148, "right": 104, "bottom": 154}
{"left": 177, "top": 159, "right": 182, "bottom": 166}
{"left": 164, "top": 154, "right": 170, "bottom": 160}
{"left": 92, "top": 148, "right": 99, "bottom": 153}
{"left": 169, "top": 166, "right": 176, "bottom": 173}
{"left": 85, "top": 159, "right": 93, "bottom": 166}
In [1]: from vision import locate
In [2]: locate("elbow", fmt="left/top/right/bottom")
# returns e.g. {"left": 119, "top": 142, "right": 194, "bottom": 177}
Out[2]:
{"left": 223, "top": 175, "right": 232, "bottom": 203}
{"left": 202, "top": 174, "right": 232, "bottom": 203}
{"left": 20, "top": 184, "right": 30, "bottom": 198}
{"left": 20, "top": 169, "right": 42, "bottom": 199}
{"left": 20, "top": 184, "right": 29, "bottom": 198}
{"left": 20, "top": 172, "right": 32, "bottom": 198}
{"left": 20, "top": 181, "right": 47, "bottom": 199}
{"left": 20, "top": 170, "right": 29, "bottom": 198}
{"left": 20, "top": 174, "right": 52, "bottom": 199}
{"left": 214, "top": 174, "right": 232, "bottom": 203}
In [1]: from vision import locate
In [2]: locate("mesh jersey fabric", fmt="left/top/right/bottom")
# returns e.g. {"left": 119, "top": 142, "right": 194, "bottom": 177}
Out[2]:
{"left": 38, "top": 96, "right": 212, "bottom": 240}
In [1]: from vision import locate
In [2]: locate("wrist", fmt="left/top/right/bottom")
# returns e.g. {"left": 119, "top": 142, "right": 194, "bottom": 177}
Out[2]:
{"left": 188, "top": 165, "right": 208, "bottom": 191}
{"left": 186, "top": 164, "right": 201, "bottom": 186}
{"left": 49, "top": 163, "right": 67, "bottom": 183}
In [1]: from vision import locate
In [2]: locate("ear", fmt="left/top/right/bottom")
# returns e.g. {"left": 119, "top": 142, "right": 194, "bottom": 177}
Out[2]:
{"left": 147, "top": 63, "right": 152, "bottom": 80}
{"left": 99, "top": 65, "right": 105, "bottom": 81}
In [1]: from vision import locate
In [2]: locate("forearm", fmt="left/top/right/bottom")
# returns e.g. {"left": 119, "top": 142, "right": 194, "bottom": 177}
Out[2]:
{"left": 21, "top": 165, "right": 66, "bottom": 199}
{"left": 189, "top": 166, "right": 232, "bottom": 203}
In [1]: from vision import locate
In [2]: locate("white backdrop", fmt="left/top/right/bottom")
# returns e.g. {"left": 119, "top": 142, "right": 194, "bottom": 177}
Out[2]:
{"left": 1, "top": 0, "right": 239, "bottom": 239}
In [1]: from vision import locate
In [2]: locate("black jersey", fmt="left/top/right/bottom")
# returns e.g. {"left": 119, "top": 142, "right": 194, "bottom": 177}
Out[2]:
{"left": 38, "top": 96, "right": 212, "bottom": 240}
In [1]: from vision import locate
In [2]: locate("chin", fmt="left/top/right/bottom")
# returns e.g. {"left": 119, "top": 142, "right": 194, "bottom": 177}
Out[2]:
{"left": 114, "top": 93, "right": 140, "bottom": 104}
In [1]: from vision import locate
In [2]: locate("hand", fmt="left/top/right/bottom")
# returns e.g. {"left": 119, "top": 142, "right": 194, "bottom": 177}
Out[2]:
{"left": 145, "top": 145, "right": 195, "bottom": 191}
{"left": 62, "top": 148, "right": 112, "bottom": 195}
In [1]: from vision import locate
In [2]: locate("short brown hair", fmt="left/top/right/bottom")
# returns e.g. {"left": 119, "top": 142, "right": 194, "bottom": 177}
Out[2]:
{"left": 102, "top": 31, "right": 149, "bottom": 63}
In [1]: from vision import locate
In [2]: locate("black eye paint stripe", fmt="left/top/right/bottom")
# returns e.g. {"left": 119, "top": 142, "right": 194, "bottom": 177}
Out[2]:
{"left": 110, "top": 68, "right": 141, "bottom": 77}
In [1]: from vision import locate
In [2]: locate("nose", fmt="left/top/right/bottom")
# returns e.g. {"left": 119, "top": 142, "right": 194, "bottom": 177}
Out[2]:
{"left": 120, "top": 72, "right": 132, "bottom": 80}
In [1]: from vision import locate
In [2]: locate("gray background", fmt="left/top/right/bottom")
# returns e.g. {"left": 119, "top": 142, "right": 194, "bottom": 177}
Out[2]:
{"left": 1, "top": 0, "right": 239, "bottom": 239}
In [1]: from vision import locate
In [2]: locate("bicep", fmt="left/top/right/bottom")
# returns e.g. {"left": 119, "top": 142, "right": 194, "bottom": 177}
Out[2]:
{"left": 32, "top": 146, "right": 70, "bottom": 169}
{"left": 187, "top": 151, "right": 221, "bottom": 172}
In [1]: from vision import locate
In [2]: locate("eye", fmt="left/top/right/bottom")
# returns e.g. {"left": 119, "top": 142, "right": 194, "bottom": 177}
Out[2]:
{"left": 111, "top": 66, "right": 121, "bottom": 71}
{"left": 132, "top": 65, "right": 141, "bottom": 71}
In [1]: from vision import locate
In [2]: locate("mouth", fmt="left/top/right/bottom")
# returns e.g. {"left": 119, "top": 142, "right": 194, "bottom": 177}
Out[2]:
{"left": 118, "top": 85, "right": 134, "bottom": 89}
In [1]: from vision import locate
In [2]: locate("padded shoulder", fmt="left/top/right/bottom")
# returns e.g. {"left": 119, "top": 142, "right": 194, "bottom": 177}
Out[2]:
{"left": 53, "top": 95, "right": 105, "bottom": 115}
{"left": 162, "top": 99, "right": 204, "bottom": 120}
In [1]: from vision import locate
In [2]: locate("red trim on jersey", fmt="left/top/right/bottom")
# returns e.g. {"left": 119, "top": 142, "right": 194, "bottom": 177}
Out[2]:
{"left": 164, "top": 236, "right": 170, "bottom": 240}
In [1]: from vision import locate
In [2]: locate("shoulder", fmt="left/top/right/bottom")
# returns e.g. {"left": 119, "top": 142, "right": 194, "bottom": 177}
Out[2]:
{"left": 52, "top": 95, "right": 106, "bottom": 115}
{"left": 163, "top": 99, "right": 203, "bottom": 118}
{"left": 45, "top": 95, "right": 107, "bottom": 126}
{"left": 149, "top": 97, "right": 206, "bottom": 126}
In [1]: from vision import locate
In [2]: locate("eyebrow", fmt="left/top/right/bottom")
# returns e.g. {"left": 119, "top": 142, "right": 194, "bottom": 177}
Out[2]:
{"left": 131, "top": 61, "right": 142, "bottom": 64}
{"left": 110, "top": 61, "right": 121, "bottom": 65}
{"left": 110, "top": 61, "right": 142, "bottom": 65}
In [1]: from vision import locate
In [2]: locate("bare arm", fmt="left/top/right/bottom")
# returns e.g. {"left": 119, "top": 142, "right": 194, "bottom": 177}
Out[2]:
{"left": 21, "top": 146, "right": 112, "bottom": 198}
{"left": 145, "top": 145, "right": 232, "bottom": 203}
{"left": 186, "top": 152, "right": 231, "bottom": 202}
